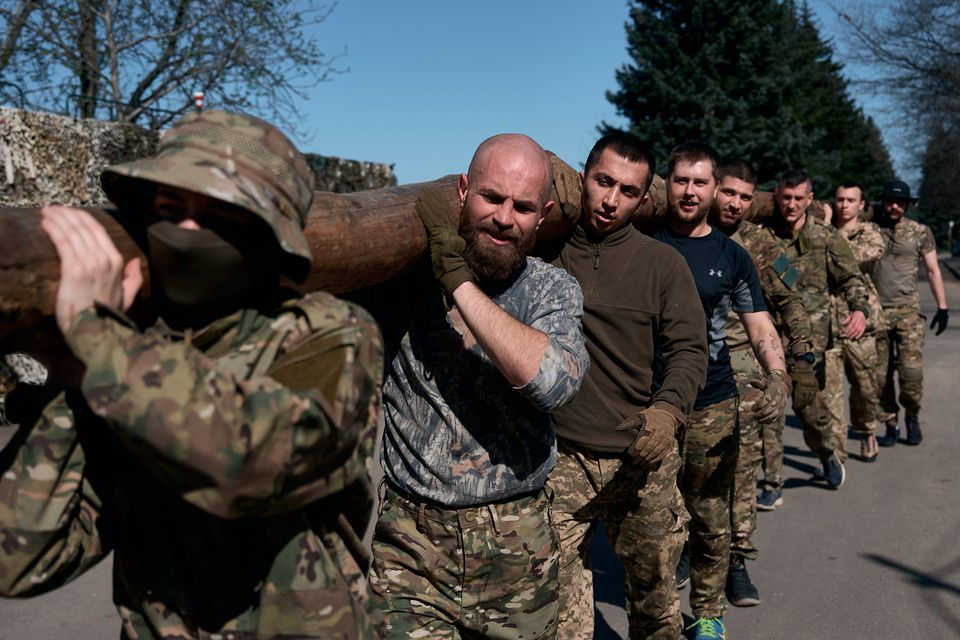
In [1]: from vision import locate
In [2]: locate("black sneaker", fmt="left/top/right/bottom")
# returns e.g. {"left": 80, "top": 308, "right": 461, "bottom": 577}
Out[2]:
{"left": 905, "top": 415, "right": 922, "bottom": 445}
{"left": 676, "top": 548, "right": 690, "bottom": 590}
{"left": 756, "top": 488, "right": 783, "bottom": 511}
{"left": 822, "top": 453, "right": 845, "bottom": 489}
{"left": 725, "top": 556, "right": 761, "bottom": 606}
{"left": 877, "top": 421, "right": 899, "bottom": 447}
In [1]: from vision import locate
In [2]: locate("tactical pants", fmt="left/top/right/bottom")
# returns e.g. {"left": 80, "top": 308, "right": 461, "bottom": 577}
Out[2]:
{"left": 729, "top": 350, "right": 762, "bottom": 561}
{"left": 550, "top": 440, "right": 688, "bottom": 640}
{"left": 369, "top": 482, "right": 560, "bottom": 640}
{"left": 824, "top": 347, "right": 848, "bottom": 462}
{"left": 681, "top": 396, "right": 739, "bottom": 619}
{"left": 792, "top": 353, "right": 837, "bottom": 461}
{"left": 760, "top": 413, "right": 786, "bottom": 491}
{"left": 827, "top": 335, "right": 881, "bottom": 439}
{"left": 876, "top": 305, "right": 925, "bottom": 422}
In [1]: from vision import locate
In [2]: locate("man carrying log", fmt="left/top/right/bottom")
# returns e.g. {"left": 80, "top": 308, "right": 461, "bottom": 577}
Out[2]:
{"left": 709, "top": 158, "right": 816, "bottom": 607}
{"left": 0, "top": 110, "right": 385, "bottom": 639}
{"left": 367, "top": 134, "right": 589, "bottom": 639}
{"left": 760, "top": 169, "right": 871, "bottom": 489}
{"left": 653, "top": 142, "right": 791, "bottom": 640}
{"left": 544, "top": 132, "right": 707, "bottom": 640}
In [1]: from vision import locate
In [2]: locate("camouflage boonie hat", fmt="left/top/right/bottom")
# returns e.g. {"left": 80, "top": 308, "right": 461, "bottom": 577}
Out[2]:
{"left": 101, "top": 109, "right": 316, "bottom": 273}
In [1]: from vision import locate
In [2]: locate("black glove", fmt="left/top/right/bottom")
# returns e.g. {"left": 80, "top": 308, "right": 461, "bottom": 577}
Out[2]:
{"left": 415, "top": 188, "right": 476, "bottom": 296}
{"left": 930, "top": 308, "right": 949, "bottom": 336}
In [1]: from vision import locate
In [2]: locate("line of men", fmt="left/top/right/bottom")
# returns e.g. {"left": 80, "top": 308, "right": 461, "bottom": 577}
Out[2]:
{"left": 0, "top": 110, "right": 948, "bottom": 640}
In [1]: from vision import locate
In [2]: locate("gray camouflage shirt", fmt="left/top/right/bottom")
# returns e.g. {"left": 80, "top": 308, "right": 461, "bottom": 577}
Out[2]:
{"left": 381, "top": 257, "right": 588, "bottom": 507}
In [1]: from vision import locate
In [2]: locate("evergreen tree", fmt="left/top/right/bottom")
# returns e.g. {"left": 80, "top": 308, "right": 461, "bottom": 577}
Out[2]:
{"left": 605, "top": 0, "right": 894, "bottom": 191}
{"left": 916, "top": 120, "right": 960, "bottom": 248}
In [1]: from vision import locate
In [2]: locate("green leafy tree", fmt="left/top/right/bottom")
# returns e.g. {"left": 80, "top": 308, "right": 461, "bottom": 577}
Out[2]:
{"left": 0, "top": 0, "right": 345, "bottom": 131}
{"left": 605, "top": 0, "right": 894, "bottom": 192}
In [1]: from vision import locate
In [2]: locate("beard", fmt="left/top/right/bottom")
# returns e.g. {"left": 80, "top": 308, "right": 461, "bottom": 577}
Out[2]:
{"left": 459, "top": 217, "right": 535, "bottom": 284}
{"left": 670, "top": 198, "right": 710, "bottom": 226}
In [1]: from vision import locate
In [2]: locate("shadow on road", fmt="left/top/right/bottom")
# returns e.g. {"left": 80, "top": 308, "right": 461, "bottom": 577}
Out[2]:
{"left": 863, "top": 552, "right": 960, "bottom": 630}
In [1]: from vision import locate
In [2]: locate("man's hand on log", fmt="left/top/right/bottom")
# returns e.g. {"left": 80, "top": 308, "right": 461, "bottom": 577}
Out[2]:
{"left": 41, "top": 207, "right": 143, "bottom": 333}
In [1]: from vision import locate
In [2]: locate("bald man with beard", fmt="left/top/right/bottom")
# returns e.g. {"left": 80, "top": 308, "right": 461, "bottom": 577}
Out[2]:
{"left": 368, "top": 134, "right": 590, "bottom": 640}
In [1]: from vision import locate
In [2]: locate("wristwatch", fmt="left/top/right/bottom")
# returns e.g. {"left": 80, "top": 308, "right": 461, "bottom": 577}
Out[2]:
{"left": 797, "top": 352, "right": 816, "bottom": 364}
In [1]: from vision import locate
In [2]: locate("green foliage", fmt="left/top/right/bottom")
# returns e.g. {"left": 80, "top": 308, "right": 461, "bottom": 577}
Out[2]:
{"left": 916, "top": 120, "right": 960, "bottom": 248}
{"left": 604, "top": 0, "right": 894, "bottom": 193}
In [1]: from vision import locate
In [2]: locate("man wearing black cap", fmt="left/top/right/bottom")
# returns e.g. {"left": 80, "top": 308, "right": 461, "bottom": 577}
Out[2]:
{"left": 871, "top": 180, "right": 949, "bottom": 446}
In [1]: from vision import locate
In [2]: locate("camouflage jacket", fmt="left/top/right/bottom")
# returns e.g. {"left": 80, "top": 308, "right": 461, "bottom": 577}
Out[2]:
{"left": 762, "top": 215, "right": 870, "bottom": 353}
{"left": 872, "top": 217, "right": 937, "bottom": 310}
{"left": 830, "top": 221, "right": 887, "bottom": 337}
{"left": 0, "top": 293, "right": 383, "bottom": 639}
{"left": 725, "top": 221, "right": 813, "bottom": 356}
{"left": 380, "top": 257, "right": 588, "bottom": 507}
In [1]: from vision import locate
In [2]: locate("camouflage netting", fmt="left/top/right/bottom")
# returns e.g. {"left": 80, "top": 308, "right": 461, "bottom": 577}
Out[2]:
{"left": 0, "top": 108, "right": 396, "bottom": 207}
{"left": 0, "top": 107, "right": 160, "bottom": 207}
{"left": 306, "top": 153, "right": 397, "bottom": 192}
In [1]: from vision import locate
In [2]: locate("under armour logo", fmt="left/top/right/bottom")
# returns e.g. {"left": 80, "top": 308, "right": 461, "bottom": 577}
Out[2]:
{"left": 709, "top": 269, "right": 723, "bottom": 277}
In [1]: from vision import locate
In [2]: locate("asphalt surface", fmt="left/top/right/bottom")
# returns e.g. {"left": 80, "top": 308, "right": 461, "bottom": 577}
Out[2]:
{"left": 2, "top": 265, "right": 958, "bottom": 639}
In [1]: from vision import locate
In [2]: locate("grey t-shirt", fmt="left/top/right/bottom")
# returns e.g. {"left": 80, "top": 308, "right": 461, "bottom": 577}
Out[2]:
{"left": 381, "top": 257, "right": 589, "bottom": 507}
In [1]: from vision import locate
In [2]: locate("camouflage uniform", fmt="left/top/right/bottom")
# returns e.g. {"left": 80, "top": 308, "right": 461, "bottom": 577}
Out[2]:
{"left": 0, "top": 110, "right": 385, "bottom": 639}
{"left": 0, "top": 295, "right": 384, "bottom": 639}
{"left": 824, "top": 221, "right": 887, "bottom": 456}
{"left": 871, "top": 218, "right": 937, "bottom": 423}
{"left": 725, "top": 222, "right": 812, "bottom": 559}
{"left": 369, "top": 260, "right": 589, "bottom": 640}
{"left": 762, "top": 215, "right": 870, "bottom": 460}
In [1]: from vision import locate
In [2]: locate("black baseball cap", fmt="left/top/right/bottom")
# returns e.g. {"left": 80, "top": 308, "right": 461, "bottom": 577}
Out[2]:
{"left": 881, "top": 180, "right": 917, "bottom": 202}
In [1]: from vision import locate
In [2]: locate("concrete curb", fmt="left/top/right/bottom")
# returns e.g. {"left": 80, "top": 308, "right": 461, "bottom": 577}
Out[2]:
{"left": 941, "top": 256, "right": 960, "bottom": 280}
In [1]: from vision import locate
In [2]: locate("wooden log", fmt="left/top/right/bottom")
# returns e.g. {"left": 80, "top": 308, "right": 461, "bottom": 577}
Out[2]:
{"left": 0, "top": 163, "right": 585, "bottom": 355}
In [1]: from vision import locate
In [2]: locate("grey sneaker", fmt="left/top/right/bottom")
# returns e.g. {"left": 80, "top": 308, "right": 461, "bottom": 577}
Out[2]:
{"left": 756, "top": 488, "right": 783, "bottom": 511}
{"left": 822, "top": 453, "right": 846, "bottom": 489}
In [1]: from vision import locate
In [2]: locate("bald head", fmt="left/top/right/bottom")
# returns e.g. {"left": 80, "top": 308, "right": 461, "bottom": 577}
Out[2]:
{"left": 467, "top": 134, "right": 554, "bottom": 206}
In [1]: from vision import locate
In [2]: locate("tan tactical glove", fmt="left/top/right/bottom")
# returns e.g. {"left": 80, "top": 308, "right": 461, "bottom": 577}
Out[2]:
{"left": 615, "top": 402, "right": 686, "bottom": 465}
{"left": 790, "top": 356, "right": 819, "bottom": 411}
{"left": 749, "top": 370, "right": 791, "bottom": 424}
{"left": 415, "top": 187, "right": 476, "bottom": 296}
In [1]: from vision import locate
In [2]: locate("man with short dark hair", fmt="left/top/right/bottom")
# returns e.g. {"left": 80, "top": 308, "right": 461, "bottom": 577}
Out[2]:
{"left": 654, "top": 142, "right": 791, "bottom": 640}
{"left": 0, "top": 110, "right": 384, "bottom": 638}
{"left": 826, "top": 182, "right": 887, "bottom": 460}
{"left": 761, "top": 170, "right": 871, "bottom": 488}
{"left": 710, "top": 158, "right": 816, "bottom": 607}
{"left": 871, "top": 180, "right": 949, "bottom": 446}
{"left": 369, "top": 134, "right": 589, "bottom": 640}
{"left": 547, "top": 131, "right": 707, "bottom": 640}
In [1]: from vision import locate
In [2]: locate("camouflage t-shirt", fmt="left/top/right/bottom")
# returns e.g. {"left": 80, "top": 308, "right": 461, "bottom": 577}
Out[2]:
{"left": 381, "top": 257, "right": 588, "bottom": 507}
{"left": 872, "top": 217, "right": 936, "bottom": 309}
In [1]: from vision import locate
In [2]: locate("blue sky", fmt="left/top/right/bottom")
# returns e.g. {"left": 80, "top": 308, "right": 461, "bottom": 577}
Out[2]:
{"left": 298, "top": 1, "right": 906, "bottom": 186}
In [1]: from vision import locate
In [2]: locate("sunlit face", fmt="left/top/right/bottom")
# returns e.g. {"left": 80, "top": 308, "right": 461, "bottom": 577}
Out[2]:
{"left": 579, "top": 149, "right": 650, "bottom": 239}
{"left": 667, "top": 159, "right": 717, "bottom": 225}
{"left": 883, "top": 197, "right": 909, "bottom": 222}
{"left": 457, "top": 147, "right": 552, "bottom": 282}
{"left": 713, "top": 176, "right": 756, "bottom": 229}
{"left": 775, "top": 181, "right": 814, "bottom": 226}
{"left": 834, "top": 186, "right": 864, "bottom": 225}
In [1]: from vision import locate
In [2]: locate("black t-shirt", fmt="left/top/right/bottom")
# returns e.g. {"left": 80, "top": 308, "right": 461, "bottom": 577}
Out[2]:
{"left": 654, "top": 227, "right": 766, "bottom": 409}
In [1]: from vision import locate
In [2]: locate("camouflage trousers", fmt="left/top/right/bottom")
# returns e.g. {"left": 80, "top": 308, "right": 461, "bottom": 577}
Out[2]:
{"left": 760, "top": 413, "right": 786, "bottom": 491}
{"left": 369, "top": 481, "right": 560, "bottom": 639}
{"left": 824, "top": 337, "right": 881, "bottom": 461}
{"left": 791, "top": 353, "right": 837, "bottom": 461}
{"left": 876, "top": 305, "right": 925, "bottom": 423}
{"left": 550, "top": 440, "right": 688, "bottom": 640}
{"left": 681, "top": 396, "right": 739, "bottom": 619}
{"left": 729, "top": 350, "right": 762, "bottom": 561}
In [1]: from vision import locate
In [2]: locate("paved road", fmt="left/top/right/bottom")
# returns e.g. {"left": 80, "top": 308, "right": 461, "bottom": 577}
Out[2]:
{"left": 2, "top": 268, "right": 958, "bottom": 639}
